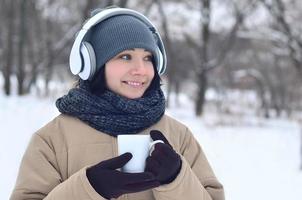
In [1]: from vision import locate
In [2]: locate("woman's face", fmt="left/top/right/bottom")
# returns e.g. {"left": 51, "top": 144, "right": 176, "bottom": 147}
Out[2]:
{"left": 105, "top": 48, "right": 155, "bottom": 99}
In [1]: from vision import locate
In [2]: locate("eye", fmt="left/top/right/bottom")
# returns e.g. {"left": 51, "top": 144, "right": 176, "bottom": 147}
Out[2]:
{"left": 144, "top": 55, "right": 153, "bottom": 62}
{"left": 119, "top": 54, "right": 132, "bottom": 60}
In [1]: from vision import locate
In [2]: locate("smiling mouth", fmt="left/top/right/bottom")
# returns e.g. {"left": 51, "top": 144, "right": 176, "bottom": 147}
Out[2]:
{"left": 122, "top": 81, "right": 145, "bottom": 87}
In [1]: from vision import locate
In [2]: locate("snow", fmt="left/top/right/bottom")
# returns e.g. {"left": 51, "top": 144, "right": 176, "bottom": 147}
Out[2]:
{"left": 1, "top": 87, "right": 302, "bottom": 200}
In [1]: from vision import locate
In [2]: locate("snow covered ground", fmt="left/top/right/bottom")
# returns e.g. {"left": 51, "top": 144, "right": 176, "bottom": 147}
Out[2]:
{"left": 1, "top": 89, "right": 302, "bottom": 200}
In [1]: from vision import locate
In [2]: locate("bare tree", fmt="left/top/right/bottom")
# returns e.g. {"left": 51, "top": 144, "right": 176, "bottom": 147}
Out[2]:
{"left": 185, "top": 0, "right": 258, "bottom": 116}
{"left": 16, "top": 0, "right": 27, "bottom": 95}
{"left": 153, "top": 0, "right": 179, "bottom": 107}
{"left": 259, "top": 0, "right": 302, "bottom": 169}
{"left": 146, "top": 1, "right": 190, "bottom": 105}
{"left": 3, "top": 0, "right": 16, "bottom": 95}
{"left": 260, "top": 0, "right": 302, "bottom": 76}
{"left": 0, "top": 0, "right": 5, "bottom": 71}
{"left": 24, "top": 0, "right": 43, "bottom": 94}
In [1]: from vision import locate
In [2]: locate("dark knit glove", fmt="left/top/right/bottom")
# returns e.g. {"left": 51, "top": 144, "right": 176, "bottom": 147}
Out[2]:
{"left": 86, "top": 153, "right": 160, "bottom": 199}
{"left": 145, "top": 130, "right": 182, "bottom": 185}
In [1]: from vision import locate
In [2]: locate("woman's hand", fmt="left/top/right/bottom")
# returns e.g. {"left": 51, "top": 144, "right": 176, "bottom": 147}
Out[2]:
{"left": 86, "top": 153, "right": 160, "bottom": 199}
{"left": 145, "top": 130, "right": 182, "bottom": 185}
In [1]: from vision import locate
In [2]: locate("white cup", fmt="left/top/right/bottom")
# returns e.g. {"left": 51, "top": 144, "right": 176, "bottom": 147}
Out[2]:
{"left": 117, "top": 135, "right": 163, "bottom": 173}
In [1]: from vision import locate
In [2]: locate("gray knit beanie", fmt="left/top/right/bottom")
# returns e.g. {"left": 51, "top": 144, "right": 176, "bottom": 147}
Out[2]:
{"left": 87, "top": 15, "right": 158, "bottom": 72}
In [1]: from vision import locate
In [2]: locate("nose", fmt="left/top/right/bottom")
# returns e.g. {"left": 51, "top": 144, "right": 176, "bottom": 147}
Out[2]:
{"left": 130, "top": 58, "right": 147, "bottom": 75}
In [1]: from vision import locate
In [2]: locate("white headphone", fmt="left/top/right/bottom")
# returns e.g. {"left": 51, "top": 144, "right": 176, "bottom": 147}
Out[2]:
{"left": 69, "top": 7, "right": 167, "bottom": 80}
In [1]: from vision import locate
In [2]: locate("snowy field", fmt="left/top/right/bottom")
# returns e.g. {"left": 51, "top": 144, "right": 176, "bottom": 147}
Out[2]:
{"left": 1, "top": 88, "right": 302, "bottom": 200}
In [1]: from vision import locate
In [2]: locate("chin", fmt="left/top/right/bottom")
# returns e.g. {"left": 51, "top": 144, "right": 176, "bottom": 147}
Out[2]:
{"left": 122, "top": 92, "right": 144, "bottom": 99}
{"left": 125, "top": 94, "right": 143, "bottom": 99}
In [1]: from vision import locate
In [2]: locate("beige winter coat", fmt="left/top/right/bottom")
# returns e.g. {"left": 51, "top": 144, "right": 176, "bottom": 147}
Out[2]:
{"left": 10, "top": 114, "right": 224, "bottom": 200}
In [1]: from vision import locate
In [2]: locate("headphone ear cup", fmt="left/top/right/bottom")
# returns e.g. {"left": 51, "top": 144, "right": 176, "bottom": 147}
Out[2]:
{"left": 155, "top": 47, "right": 164, "bottom": 75}
{"left": 78, "top": 42, "right": 96, "bottom": 80}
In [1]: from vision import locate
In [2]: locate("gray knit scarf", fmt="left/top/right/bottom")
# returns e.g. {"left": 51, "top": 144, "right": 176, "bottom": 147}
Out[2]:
{"left": 55, "top": 83, "right": 165, "bottom": 136}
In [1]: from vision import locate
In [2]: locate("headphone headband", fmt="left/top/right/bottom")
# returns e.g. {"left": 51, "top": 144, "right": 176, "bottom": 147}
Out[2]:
{"left": 84, "top": 8, "right": 154, "bottom": 30}
{"left": 70, "top": 7, "right": 167, "bottom": 79}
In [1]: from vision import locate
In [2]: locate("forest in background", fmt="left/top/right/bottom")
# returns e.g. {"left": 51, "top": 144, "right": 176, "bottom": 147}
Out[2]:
{"left": 1, "top": 2, "right": 302, "bottom": 197}
{"left": 1, "top": 0, "right": 302, "bottom": 118}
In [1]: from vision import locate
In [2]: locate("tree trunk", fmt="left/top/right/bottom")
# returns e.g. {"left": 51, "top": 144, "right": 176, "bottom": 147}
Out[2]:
{"left": 195, "top": 71, "right": 207, "bottom": 116}
{"left": 17, "top": 0, "right": 27, "bottom": 95}
{"left": 175, "top": 81, "right": 180, "bottom": 107}
{"left": 3, "top": 0, "right": 15, "bottom": 95}
{"left": 25, "top": 0, "right": 40, "bottom": 93}
{"left": 195, "top": 0, "right": 210, "bottom": 116}
{"left": 256, "top": 81, "right": 270, "bottom": 118}
{"left": 26, "top": 34, "right": 38, "bottom": 94}
{"left": 44, "top": 18, "right": 54, "bottom": 97}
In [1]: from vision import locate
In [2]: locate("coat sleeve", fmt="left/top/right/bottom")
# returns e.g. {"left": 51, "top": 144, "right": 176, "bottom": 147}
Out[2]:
{"left": 10, "top": 133, "right": 106, "bottom": 200}
{"left": 152, "top": 127, "right": 225, "bottom": 200}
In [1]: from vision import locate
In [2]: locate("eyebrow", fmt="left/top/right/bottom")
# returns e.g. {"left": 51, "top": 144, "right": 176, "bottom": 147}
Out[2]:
{"left": 125, "top": 48, "right": 150, "bottom": 52}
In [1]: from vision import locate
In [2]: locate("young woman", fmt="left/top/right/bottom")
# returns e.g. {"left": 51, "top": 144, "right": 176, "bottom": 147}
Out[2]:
{"left": 10, "top": 7, "right": 224, "bottom": 200}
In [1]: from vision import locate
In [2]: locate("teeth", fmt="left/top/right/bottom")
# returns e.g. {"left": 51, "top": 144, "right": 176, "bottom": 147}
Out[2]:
{"left": 126, "top": 81, "right": 142, "bottom": 86}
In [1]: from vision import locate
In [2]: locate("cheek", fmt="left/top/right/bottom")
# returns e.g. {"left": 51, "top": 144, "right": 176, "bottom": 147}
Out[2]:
{"left": 104, "top": 63, "right": 125, "bottom": 88}
{"left": 104, "top": 66, "right": 110, "bottom": 84}
{"left": 104, "top": 65, "right": 117, "bottom": 88}
{"left": 148, "top": 66, "right": 155, "bottom": 80}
